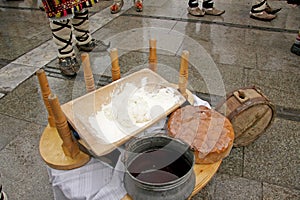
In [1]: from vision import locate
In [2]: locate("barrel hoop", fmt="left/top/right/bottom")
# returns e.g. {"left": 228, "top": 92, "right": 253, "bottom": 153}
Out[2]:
{"left": 227, "top": 97, "right": 273, "bottom": 121}
{"left": 215, "top": 85, "right": 260, "bottom": 111}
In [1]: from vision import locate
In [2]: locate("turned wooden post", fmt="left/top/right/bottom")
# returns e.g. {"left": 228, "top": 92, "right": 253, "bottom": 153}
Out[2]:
{"left": 81, "top": 53, "right": 96, "bottom": 93}
{"left": 149, "top": 39, "right": 157, "bottom": 72}
{"left": 110, "top": 48, "right": 121, "bottom": 81}
{"left": 179, "top": 50, "right": 189, "bottom": 99}
{"left": 48, "top": 94, "right": 80, "bottom": 159}
{"left": 36, "top": 69, "right": 56, "bottom": 127}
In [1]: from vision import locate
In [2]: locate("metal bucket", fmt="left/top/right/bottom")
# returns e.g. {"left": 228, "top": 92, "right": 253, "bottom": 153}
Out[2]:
{"left": 123, "top": 135, "right": 195, "bottom": 200}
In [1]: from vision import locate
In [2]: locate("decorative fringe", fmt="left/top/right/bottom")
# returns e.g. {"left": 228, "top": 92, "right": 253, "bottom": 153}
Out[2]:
{"left": 43, "top": 0, "right": 99, "bottom": 19}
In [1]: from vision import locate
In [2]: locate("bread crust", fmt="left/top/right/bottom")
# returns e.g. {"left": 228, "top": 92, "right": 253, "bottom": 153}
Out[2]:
{"left": 168, "top": 105, "right": 234, "bottom": 164}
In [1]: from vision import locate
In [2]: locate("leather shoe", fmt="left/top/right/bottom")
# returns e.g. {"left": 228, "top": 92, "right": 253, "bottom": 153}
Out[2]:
{"left": 188, "top": 7, "right": 205, "bottom": 17}
{"left": 250, "top": 11, "right": 276, "bottom": 21}
{"left": 203, "top": 7, "right": 225, "bottom": 16}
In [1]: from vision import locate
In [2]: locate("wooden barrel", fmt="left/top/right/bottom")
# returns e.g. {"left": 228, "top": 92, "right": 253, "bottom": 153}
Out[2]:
{"left": 215, "top": 86, "right": 276, "bottom": 147}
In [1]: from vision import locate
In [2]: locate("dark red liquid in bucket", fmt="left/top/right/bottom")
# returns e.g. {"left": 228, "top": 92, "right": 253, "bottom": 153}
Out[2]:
{"left": 128, "top": 148, "right": 191, "bottom": 184}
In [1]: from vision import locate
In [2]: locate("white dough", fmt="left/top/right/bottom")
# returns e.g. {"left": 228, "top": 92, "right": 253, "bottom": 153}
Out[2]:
{"left": 89, "top": 85, "right": 181, "bottom": 143}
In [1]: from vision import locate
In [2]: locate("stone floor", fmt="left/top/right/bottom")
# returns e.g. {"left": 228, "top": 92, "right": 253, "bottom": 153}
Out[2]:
{"left": 0, "top": 0, "right": 299, "bottom": 199}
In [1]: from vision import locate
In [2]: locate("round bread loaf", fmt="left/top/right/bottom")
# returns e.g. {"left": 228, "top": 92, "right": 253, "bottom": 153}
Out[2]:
{"left": 167, "top": 105, "right": 234, "bottom": 164}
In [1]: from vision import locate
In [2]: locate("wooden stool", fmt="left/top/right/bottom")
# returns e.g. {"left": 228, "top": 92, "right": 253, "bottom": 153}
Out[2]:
{"left": 110, "top": 48, "right": 121, "bottom": 81}
{"left": 36, "top": 69, "right": 56, "bottom": 127}
{"left": 178, "top": 50, "right": 189, "bottom": 100}
{"left": 149, "top": 39, "right": 157, "bottom": 72}
{"left": 81, "top": 53, "right": 96, "bottom": 93}
{"left": 37, "top": 69, "right": 90, "bottom": 170}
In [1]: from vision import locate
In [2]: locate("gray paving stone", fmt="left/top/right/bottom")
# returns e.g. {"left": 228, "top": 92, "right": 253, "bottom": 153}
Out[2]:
{"left": 263, "top": 182, "right": 300, "bottom": 200}
{"left": 0, "top": 63, "right": 39, "bottom": 94}
{"left": 125, "top": 1, "right": 187, "bottom": 20}
{"left": 191, "top": 176, "right": 216, "bottom": 200}
{"left": 245, "top": 31, "right": 298, "bottom": 71}
{"left": 217, "top": 147, "right": 244, "bottom": 177}
{"left": 0, "top": 0, "right": 299, "bottom": 199}
{"left": 245, "top": 68, "right": 300, "bottom": 110}
{"left": 0, "top": 75, "right": 86, "bottom": 126}
{"left": 103, "top": 15, "right": 177, "bottom": 35}
{"left": 0, "top": 9, "right": 51, "bottom": 61}
{"left": 210, "top": 63, "right": 246, "bottom": 94}
{"left": 214, "top": 174, "right": 263, "bottom": 200}
{"left": 0, "top": 120, "right": 53, "bottom": 199}
{"left": 0, "top": 114, "right": 29, "bottom": 151}
{"left": 88, "top": 0, "right": 112, "bottom": 13}
{"left": 0, "top": 59, "right": 10, "bottom": 69}
{"left": 243, "top": 118, "right": 300, "bottom": 189}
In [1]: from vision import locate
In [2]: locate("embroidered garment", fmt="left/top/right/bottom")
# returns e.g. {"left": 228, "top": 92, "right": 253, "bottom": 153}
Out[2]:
{"left": 42, "top": 0, "right": 98, "bottom": 19}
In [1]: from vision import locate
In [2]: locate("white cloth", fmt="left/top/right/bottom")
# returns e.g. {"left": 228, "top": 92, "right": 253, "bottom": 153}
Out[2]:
{"left": 47, "top": 95, "right": 210, "bottom": 200}
{"left": 48, "top": 157, "right": 127, "bottom": 200}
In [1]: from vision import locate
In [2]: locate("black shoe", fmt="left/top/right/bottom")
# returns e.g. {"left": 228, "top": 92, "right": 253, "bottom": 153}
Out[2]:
{"left": 291, "top": 43, "right": 300, "bottom": 56}
{"left": 76, "top": 39, "right": 110, "bottom": 52}
{"left": 58, "top": 57, "right": 80, "bottom": 76}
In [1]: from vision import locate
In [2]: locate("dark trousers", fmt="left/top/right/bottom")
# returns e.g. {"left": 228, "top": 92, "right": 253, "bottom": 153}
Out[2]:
{"left": 188, "top": 0, "right": 214, "bottom": 9}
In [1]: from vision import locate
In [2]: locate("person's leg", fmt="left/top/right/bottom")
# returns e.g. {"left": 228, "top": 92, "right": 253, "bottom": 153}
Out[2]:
{"left": 49, "top": 19, "right": 78, "bottom": 76}
{"left": 291, "top": 30, "right": 300, "bottom": 56}
{"left": 72, "top": 9, "right": 95, "bottom": 51}
{"left": 72, "top": 9, "right": 109, "bottom": 52}
{"left": 187, "top": 0, "right": 205, "bottom": 17}
{"left": 250, "top": 0, "right": 277, "bottom": 21}
{"left": 202, "top": 0, "right": 225, "bottom": 16}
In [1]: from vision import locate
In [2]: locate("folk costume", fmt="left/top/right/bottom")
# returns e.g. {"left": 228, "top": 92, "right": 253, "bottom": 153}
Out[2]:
{"left": 41, "top": 0, "right": 103, "bottom": 76}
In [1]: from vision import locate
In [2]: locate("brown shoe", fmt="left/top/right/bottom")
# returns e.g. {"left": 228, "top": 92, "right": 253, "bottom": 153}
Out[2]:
{"left": 58, "top": 57, "right": 79, "bottom": 76}
{"left": 250, "top": 11, "right": 276, "bottom": 21}
{"left": 188, "top": 7, "right": 205, "bottom": 17}
{"left": 204, "top": 7, "right": 225, "bottom": 16}
{"left": 265, "top": 3, "right": 281, "bottom": 14}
